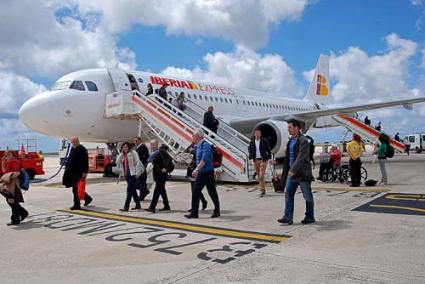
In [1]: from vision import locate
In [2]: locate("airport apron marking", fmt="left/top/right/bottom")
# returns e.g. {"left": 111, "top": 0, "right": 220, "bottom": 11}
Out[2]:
{"left": 23, "top": 211, "right": 278, "bottom": 265}
{"left": 132, "top": 96, "right": 244, "bottom": 171}
{"left": 352, "top": 193, "right": 425, "bottom": 216}
{"left": 61, "top": 208, "right": 289, "bottom": 243}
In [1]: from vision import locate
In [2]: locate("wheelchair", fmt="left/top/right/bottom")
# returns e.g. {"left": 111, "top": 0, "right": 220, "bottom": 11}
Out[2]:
{"left": 322, "top": 163, "right": 367, "bottom": 184}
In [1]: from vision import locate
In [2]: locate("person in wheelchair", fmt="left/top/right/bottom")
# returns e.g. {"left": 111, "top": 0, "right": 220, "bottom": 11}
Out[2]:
{"left": 317, "top": 145, "right": 342, "bottom": 181}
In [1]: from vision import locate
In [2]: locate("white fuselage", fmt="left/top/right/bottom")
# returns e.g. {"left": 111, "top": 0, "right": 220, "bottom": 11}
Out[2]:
{"left": 19, "top": 68, "right": 317, "bottom": 142}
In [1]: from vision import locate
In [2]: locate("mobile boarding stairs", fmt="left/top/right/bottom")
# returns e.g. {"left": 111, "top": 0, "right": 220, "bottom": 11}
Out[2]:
{"left": 105, "top": 90, "right": 272, "bottom": 183}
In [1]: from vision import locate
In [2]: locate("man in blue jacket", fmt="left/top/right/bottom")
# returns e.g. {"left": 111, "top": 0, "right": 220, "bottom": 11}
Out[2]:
{"left": 278, "top": 119, "right": 315, "bottom": 225}
{"left": 185, "top": 129, "right": 220, "bottom": 219}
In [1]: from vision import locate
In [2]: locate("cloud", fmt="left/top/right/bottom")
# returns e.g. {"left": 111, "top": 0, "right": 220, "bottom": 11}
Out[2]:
{"left": 161, "top": 45, "right": 303, "bottom": 97}
{"left": 0, "top": 0, "right": 137, "bottom": 78}
{"left": 0, "top": 71, "right": 46, "bottom": 116}
{"left": 75, "top": 0, "right": 310, "bottom": 48}
{"left": 326, "top": 33, "right": 417, "bottom": 105}
{"left": 303, "top": 33, "right": 425, "bottom": 135}
{"left": 412, "top": 0, "right": 424, "bottom": 5}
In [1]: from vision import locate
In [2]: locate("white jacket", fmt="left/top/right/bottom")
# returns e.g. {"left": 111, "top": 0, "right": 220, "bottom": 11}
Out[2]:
{"left": 116, "top": 150, "right": 144, "bottom": 177}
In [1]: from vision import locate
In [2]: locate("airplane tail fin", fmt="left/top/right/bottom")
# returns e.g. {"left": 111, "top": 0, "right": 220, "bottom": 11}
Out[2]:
{"left": 303, "top": 54, "right": 330, "bottom": 105}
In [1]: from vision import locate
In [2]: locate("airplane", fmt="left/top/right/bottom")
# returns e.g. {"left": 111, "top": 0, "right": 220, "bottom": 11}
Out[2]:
{"left": 19, "top": 55, "right": 425, "bottom": 159}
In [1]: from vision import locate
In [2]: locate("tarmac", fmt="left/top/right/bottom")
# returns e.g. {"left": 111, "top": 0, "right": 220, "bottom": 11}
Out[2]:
{"left": 1, "top": 153, "right": 425, "bottom": 283}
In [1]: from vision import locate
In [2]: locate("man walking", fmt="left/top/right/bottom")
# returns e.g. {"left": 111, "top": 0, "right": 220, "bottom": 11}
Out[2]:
{"left": 248, "top": 128, "right": 271, "bottom": 196}
{"left": 185, "top": 129, "right": 220, "bottom": 219}
{"left": 62, "top": 137, "right": 93, "bottom": 210}
{"left": 346, "top": 133, "right": 363, "bottom": 187}
{"left": 134, "top": 137, "right": 150, "bottom": 200}
{"left": 203, "top": 106, "right": 219, "bottom": 134}
{"left": 278, "top": 119, "right": 314, "bottom": 225}
{"left": 145, "top": 143, "right": 172, "bottom": 213}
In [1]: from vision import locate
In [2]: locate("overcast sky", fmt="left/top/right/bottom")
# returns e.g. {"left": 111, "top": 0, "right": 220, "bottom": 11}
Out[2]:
{"left": 1, "top": 0, "right": 425, "bottom": 152}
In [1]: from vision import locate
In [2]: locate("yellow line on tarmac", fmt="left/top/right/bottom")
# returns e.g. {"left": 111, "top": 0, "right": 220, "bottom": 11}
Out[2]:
{"left": 62, "top": 209, "right": 289, "bottom": 243}
{"left": 313, "top": 187, "right": 390, "bottom": 193}
{"left": 370, "top": 204, "right": 425, "bottom": 213}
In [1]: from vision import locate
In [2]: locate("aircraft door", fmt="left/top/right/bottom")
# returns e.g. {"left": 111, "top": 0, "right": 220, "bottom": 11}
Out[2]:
{"left": 107, "top": 68, "right": 132, "bottom": 91}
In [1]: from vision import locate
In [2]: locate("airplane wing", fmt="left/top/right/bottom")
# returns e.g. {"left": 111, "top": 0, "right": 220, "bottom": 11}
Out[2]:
{"left": 229, "top": 97, "right": 425, "bottom": 130}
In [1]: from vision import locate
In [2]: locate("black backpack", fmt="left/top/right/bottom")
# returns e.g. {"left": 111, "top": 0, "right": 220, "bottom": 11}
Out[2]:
{"left": 386, "top": 145, "right": 395, "bottom": 158}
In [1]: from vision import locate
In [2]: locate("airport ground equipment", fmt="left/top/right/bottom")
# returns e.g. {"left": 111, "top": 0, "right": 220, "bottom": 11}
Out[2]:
{"left": 0, "top": 150, "right": 44, "bottom": 180}
{"left": 332, "top": 114, "right": 405, "bottom": 152}
{"left": 105, "top": 90, "right": 269, "bottom": 183}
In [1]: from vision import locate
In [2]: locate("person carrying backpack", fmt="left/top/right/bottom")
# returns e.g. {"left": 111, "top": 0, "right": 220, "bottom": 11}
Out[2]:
{"left": 145, "top": 143, "right": 173, "bottom": 213}
{"left": 375, "top": 133, "right": 391, "bottom": 185}
{"left": 185, "top": 129, "right": 221, "bottom": 219}
{"left": 1, "top": 151, "right": 28, "bottom": 225}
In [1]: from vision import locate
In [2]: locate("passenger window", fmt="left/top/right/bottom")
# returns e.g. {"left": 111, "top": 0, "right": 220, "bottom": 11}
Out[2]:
{"left": 409, "top": 136, "right": 415, "bottom": 143}
{"left": 229, "top": 99, "right": 232, "bottom": 103}
{"left": 205, "top": 95, "right": 208, "bottom": 101}
{"left": 194, "top": 94, "right": 197, "bottom": 99}
{"left": 70, "top": 81, "right": 85, "bottom": 91}
{"left": 215, "top": 97, "right": 218, "bottom": 102}
{"left": 255, "top": 102, "right": 258, "bottom": 107}
{"left": 210, "top": 96, "right": 213, "bottom": 101}
{"left": 220, "top": 98, "right": 223, "bottom": 103}
{"left": 85, "top": 81, "right": 98, "bottom": 91}
{"left": 236, "top": 100, "right": 239, "bottom": 104}
{"left": 187, "top": 94, "right": 191, "bottom": 99}
{"left": 225, "top": 98, "right": 228, "bottom": 103}
{"left": 200, "top": 96, "right": 203, "bottom": 101}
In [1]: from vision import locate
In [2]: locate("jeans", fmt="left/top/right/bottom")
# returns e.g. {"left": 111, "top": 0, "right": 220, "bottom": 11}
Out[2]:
{"left": 378, "top": 159, "right": 388, "bottom": 184}
{"left": 191, "top": 171, "right": 220, "bottom": 216}
{"left": 149, "top": 173, "right": 170, "bottom": 209}
{"left": 124, "top": 175, "right": 140, "bottom": 209}
{"left": 282, "top": 176, "right": 314, "bottom": 221}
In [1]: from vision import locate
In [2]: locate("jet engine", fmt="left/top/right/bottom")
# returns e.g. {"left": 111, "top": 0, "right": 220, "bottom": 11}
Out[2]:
{"left": 254, "top": 120, "right": 288, "bottom": 158}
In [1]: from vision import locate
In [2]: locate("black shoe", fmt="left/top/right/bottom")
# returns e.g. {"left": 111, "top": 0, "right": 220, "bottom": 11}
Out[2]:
{"left": 202, "top": 201, "right": 208, "bottom": 211}
{"left": 70, "top": 206, "right": 81, "bottom": 210}
{"left": 301, "top": 218, "right": 315, "bottom": 224}
{"left": 211, "top": 212, "right": 220, "bottom": 218}
{"left": 277, "top": 218, "right": 293, "bottom": 225}
{"left": 260, "top": 191, "right": 265, "bottom": 197}
{"left": 119, "top": 208, "right": 129, "bottom": 212}
{"left": 140, "top": 190, "right": 150, "bottom": 201}
{"left": 84, "top": 197, "right": 93, "bottom": 206}
{"left": 145, "top": 208, "right": 155, "bottom": 213}
{"left": 131, "top": 205, "right": 141, "bottom": 210}
{"left": 184, "top": 214, "right": 198, "bottom": 219}
{"left": 20, "top": 211, "right": 29, "bottom": 222}
{"left": 159, "top": 206, "right": 171, "bottom": 211}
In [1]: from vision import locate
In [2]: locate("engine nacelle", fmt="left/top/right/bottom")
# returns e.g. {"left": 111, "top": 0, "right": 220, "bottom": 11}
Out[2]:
{"left": 254, "top": 120, "right": 288, "bottom": 158}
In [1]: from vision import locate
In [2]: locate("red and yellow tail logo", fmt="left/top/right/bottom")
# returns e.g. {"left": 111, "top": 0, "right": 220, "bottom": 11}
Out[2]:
{"left": 316, "top": 74, "right": 328, "bottom": 96}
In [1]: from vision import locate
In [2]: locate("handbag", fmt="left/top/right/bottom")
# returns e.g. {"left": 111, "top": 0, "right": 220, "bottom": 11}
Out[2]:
{"left": 77, "top": 177, "right": 86, "bottom": 200}
{"left": 270, "top": 165, "right": 282, "bottom": 192}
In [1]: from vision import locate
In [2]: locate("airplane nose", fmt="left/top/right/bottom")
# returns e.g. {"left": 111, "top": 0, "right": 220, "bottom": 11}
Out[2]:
{"left": 19, "top": 92, "right": 52, "bottom": 134}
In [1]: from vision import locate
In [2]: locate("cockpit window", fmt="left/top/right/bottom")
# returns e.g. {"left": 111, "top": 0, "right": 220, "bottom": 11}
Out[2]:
{"left": 51, "top": 80, "right": 72, "bottom": 91}
{"left": 70, "top": 80, "right": 85, "bottom": 91}
{"left": 85, "top": 81, "right": 98, "bottom": 91}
